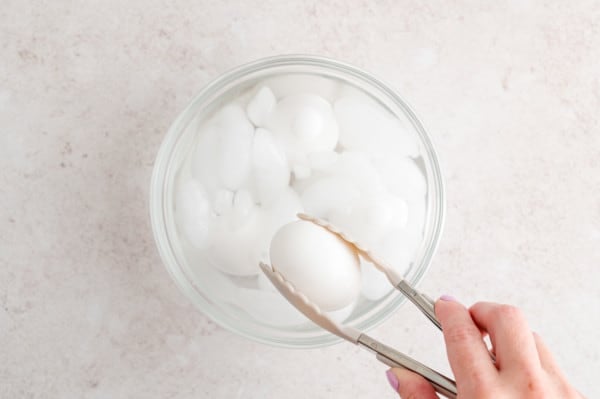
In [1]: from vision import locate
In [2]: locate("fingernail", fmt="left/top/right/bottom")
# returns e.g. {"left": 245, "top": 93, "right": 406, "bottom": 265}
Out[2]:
{"left": 385, "top": 369, "right": 399, "bottom": 392}
{"left": 439, "top": 294, "right": 457, "bottom": 302}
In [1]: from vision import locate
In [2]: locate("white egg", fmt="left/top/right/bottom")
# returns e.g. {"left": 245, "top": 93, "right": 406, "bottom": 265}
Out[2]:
{"left": 269, "top": 220, "right": 361, "bottom": 312}
{"left": 266, "top": 94, "right": 339, "bottom": 157}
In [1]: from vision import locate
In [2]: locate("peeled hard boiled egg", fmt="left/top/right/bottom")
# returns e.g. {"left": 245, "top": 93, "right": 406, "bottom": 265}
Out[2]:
{"left": 269, "top": 220, "right": 361, "bottom": 312}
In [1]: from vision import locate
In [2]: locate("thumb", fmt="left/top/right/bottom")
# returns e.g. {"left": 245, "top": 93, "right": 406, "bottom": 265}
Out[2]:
{"left": 386, "top": 368, "right": 439, "bottom": 398}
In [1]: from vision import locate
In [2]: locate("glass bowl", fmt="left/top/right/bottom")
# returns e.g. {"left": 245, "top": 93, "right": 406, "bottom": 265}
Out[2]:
{"left": 150, "top": 55, "right": 445, "bottom": 348}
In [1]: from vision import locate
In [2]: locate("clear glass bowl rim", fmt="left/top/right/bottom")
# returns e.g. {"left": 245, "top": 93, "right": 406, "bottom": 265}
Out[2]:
{"left": 150, "top": 54, "right": 446, "bottom": 348}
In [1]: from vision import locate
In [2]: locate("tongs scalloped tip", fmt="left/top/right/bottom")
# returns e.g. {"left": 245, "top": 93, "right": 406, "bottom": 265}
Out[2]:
{"left": 296, "top": 213, "right": 404, "bottom": 286}
{"left": 259, "top": 261, "right": 361, "bottom": 343}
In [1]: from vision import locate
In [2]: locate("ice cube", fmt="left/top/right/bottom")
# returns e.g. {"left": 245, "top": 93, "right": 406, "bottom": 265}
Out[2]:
{"left": 174, "top": 179, "right": 212, "bottom": 250}
{"left": 334, "top": 96, "right": 419, "bottom": 157}
{"left": 327, "top": 193, "right": 397, "bottom": 248}
{"left": 255, "top": 187, "right": 304, "bottom": 263}
{"left": 213, "top": 188, "right": 234, "bottom": 216}
{"left": 292, "top": 163, "right": 311, "bottom": 180}
{"left": 191, "top": 125, "right": 220, "bottom": 193}
{"left": 231, "top": 189, "right": 256, "bottom": 228}
{"left": 372, "top": 156, "right": 427, "bottom": 202}
{"left": 246, "top": 86, "right": 276, "bottom": 127}
{"left": 326, "top": 151, "right": 384, "bottom": 193}
{"left": 360, "top": 259, "right": 392, "bottom": 301}
{"left": 307, "top": 151, "right": 338, "bottom": 170}
{"left": 214, "top": 104, "right": 254, "bottom": 190}
{"left": 263, "top": 187, "right": 304, "bottom": 228}
{"left": 209, "top": 186, "right": 302, "bottom": 276}
{"left": 251, "top": 128, "right": 290, "bottom": 205}
{"left": 333, "top": 96, "right": 378, "bottom": 150}
{"left": 301, "top": 176, "right": 361, "bottom": 219}
{"left": 386, "top": 194, "right": 409, "bottom": 229}
{"left": 371, "top": 228, "right": 416, "bottom": 277}
{"left": 405, "top": 198, "right": 427, "bottom": 239}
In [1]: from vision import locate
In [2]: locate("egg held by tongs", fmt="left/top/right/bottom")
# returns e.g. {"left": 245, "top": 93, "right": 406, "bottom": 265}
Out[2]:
{"left": 269, "top": 220, "right": 361, "bottom": 312}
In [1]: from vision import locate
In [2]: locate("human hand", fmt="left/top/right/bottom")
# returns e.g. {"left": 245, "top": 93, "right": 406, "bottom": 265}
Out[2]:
{"left": 385, "top": 297, "right": 584, "bottom": 398}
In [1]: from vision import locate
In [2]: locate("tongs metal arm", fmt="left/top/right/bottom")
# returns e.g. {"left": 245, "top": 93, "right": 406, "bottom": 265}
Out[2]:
{"left": 358, "top": 334, "right": 457, "bottom": 399}
{"left": 395, "top": 281, "right": 496, "bottom": 362}
{"left": 395, "top": 280, "right": 442, "bottom": 330}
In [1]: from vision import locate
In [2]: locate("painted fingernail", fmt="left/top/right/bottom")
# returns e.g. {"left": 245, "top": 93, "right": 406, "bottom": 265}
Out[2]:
{"left": 439, "top": 294, "right": 457, "bottom": 302}
{"left": 386, "top": 369, "right": 399, "bottom": 392}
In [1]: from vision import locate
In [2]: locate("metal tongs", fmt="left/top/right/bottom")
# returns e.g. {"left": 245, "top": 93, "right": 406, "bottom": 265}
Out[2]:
{"left": 260, "top": 213, "right": 457, "bottom": 398}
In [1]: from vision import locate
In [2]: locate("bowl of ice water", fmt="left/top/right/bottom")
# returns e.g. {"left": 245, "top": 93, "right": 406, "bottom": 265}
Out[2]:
{"left": 150, "top": 55, "right": 445, "bottom": 348}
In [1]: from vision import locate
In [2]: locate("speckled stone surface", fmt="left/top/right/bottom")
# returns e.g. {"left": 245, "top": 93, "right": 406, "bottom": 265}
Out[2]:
{"left": 1, "top": 1, "right": 599, "bottom": 398}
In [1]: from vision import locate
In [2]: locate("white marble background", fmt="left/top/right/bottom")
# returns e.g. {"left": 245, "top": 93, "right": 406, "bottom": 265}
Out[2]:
{"left": 1, "top": 1, "right": 599, "bottom": 398}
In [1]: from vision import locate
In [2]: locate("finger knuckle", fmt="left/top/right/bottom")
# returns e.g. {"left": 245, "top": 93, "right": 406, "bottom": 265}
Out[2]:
{"left": 445, "top": 324, "right": 479, "bottom": 345}
{"left": 526, "top": 379, "right": 549, "bottom": 398}
{"left": 467, "top": 369, "right": 489, "bottom": 386}
{"left": 517, "top": 370, "right": 548, "bottom": 398}
{"left": 470, "top": 301, "right": 487, "bottom": 311}
{"left": 495, "top": 304, "right": 525, "bottom": 322}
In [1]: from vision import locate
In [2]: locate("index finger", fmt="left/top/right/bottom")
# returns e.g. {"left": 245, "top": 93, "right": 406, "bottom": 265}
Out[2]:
{"left": 469, "top": 302, "right": 540, "bottom": 373}
{"left": 435, "top": 297, "right": 497, "bottom": 390}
